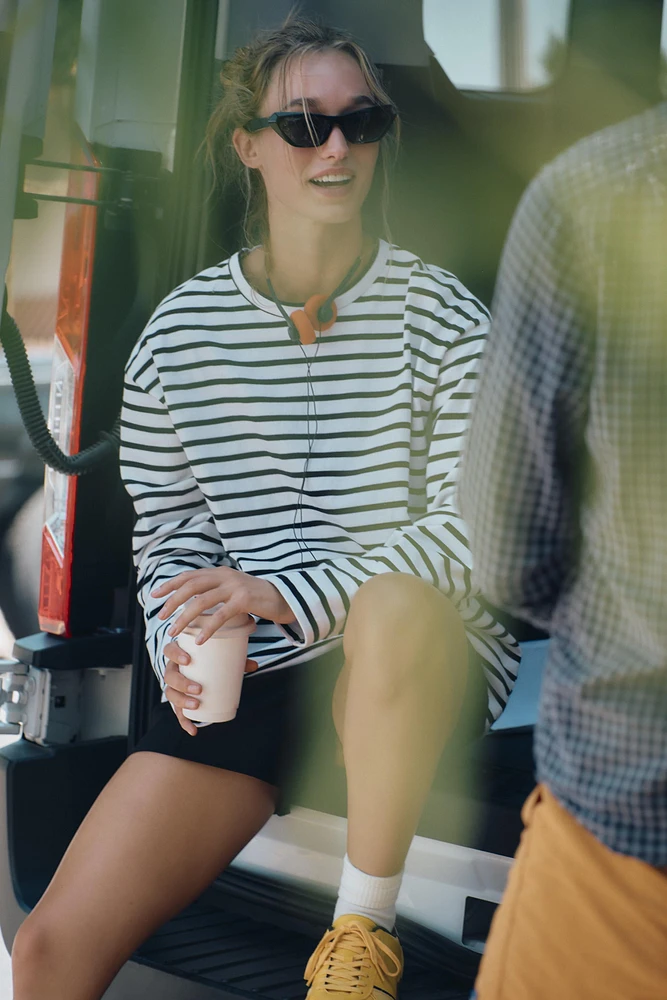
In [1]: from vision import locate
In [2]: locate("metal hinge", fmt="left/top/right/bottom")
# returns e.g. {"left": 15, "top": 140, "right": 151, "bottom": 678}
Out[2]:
{"left": 0, "top": 659, "right": 31, "bottom": 734}
{"left": 17, "top": 157, "right": 163, "bottom": 223}
{"left": 0, "top": 659, "right": 82, "bottom": 744}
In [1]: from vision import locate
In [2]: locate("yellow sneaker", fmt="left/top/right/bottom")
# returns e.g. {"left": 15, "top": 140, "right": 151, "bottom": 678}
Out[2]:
{"left": 304, "top": 913, "right": 404, "bottom": 999}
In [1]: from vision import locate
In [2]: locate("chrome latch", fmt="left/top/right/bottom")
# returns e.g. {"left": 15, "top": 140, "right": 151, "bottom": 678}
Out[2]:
{"left": 0, "top": 659, "right": 32, "bottom": 733}
{"left": 0, "top": 660, "right": 82, "bottom": 743}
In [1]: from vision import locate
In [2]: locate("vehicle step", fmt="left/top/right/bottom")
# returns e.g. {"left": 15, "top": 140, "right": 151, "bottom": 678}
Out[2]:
{"left": 132, "top": 868, "right": 477, "bottom": 999}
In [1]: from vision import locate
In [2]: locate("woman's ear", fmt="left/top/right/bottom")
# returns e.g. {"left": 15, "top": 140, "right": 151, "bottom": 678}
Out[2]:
{"left": 233, "top": 127, "right": 261, "bottom": 169}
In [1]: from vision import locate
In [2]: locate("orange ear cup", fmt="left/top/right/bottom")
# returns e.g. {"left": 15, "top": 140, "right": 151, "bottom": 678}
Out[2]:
{"left": 304, "top": 294, "right": 337, "bottom": 332}
{"left": 290, "top": 309, "right": 317, "bottom": 345}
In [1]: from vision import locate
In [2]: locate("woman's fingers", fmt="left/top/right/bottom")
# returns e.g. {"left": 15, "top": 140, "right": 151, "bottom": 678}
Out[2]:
{"left": 164, "top": 586, "right": 243, "bottom": 639}
{"left": 157, "top": 579, "right": 205, "bottom": 618}
{"left": 151, "top": 569, "right": 199, "bottom": 598}
{"left": 164, "top": 656, "right": 200, "bottom": 694}
{"left": 154, "top": 566, "right": 230, "bottom": 602}
{"left": 173, "top": 705, "right": 198, "bottom": 737}
{"left": 163, "top": 641, "right": 191, "bottom": 671}
{"left": 163, "top": 645, "right": 200, "bottom": 699}
{"left": 166, "top": 598, "right": 221, "bottom": 639}
{"left": 159, "top": 581, "right": 224, "bottom": 627}
{"left": 189, "top": 601, "right": 245, "bottom": 644}
{"left": 163, "top": 659, "right": 199, "bottom": 736}
{"left": 165, "top": 681, "right": 200, "bottom": 712}
{"left": 164, "top": 656, "right": 257, "bottom": 733}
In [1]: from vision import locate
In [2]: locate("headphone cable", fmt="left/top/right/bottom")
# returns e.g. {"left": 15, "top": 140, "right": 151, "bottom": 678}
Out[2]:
{"left": 262, "top": 243, "right": 372, "bottom": 566}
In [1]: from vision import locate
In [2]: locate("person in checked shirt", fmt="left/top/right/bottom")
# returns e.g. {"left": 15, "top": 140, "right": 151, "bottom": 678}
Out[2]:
{"left": 462, "top": 104, "right": 667, "bottom": 1000}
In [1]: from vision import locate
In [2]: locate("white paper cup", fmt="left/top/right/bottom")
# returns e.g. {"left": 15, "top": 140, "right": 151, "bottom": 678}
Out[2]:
{"left": 176, "top": 612, "right": 256, "bottom": 724}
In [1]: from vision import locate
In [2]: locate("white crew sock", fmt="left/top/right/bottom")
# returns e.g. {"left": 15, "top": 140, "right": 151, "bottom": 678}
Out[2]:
{"left": 333, "top": 854, "right": 404, "bottom": 933}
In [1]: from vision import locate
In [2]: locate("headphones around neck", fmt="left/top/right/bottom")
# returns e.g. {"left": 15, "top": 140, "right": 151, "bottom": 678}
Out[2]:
{"left": 265, "top": 252, "right": 362, "bottom": 345}
{"left": 261, "top": 251, "right": 364, "bottom": 564}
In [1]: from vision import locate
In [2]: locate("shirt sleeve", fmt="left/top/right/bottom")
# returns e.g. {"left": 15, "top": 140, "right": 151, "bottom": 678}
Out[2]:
{"left": 459, "top": 168, "right": 592, "bottom": 630}
{"left": 263, "top": 322, "right": 487, "bottom": 648}
{"left": 120, "top": 340, "right": 229, "bottom": 688}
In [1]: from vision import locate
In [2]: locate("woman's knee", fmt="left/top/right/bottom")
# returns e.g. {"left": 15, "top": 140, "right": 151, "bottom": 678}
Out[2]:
{"left": 12, "top": 911, "right": 62, "bottom": 974}
{"left": 343, "top": 574, "right": 467, "bottom": 697}
{"left": 346, "top": 573, "right": 462, "bottom": 649}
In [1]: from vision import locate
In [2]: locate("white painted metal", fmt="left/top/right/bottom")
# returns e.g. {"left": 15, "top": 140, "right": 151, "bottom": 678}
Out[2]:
{"left": 214, "top": 0, "right": 230, "bottom": 62}
{"left": 76, "top": 0, "right": 188, "bottom": 171}
{"left": 0, "top": 0, "right": 58, "bottom": 292}
{"left": 0, "top": 660, "right": 27, "bottom": 734}
{"left": 0, "top": 662, "right": 133, "bottom": 745}
{"left": 232, "top": 806, "right": 512, "bottom": 948}
{"left": 23, "top": 667, "right": 82, "bottom": 744}
{"left": 18, "top": 0, "right": 57, "bottom": 141}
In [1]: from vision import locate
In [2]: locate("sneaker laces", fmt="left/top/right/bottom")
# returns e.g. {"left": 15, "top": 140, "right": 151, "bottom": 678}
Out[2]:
{"left": 304, "top": 920, "right": 402, "bottom": 993}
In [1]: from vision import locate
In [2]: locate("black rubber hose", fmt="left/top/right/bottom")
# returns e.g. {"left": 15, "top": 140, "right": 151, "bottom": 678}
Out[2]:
{"left": 0, "top": 292, "right": 120, "bottom": 476}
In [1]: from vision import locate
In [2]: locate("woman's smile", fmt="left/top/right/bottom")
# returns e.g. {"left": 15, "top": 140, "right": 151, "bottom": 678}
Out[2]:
{"left": 309, "top": 167, "right": 356, "bottom": 195}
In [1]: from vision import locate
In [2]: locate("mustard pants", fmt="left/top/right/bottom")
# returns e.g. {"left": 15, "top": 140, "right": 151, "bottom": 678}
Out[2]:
{"left": 475, "top": 783, "right": 667, "bottom": 1000}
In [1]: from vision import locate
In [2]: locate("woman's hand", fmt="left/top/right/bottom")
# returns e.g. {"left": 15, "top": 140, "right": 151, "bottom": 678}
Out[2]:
{"left": 153, "top": 566, "right": 296, "bottom": 645}
{"left": 163, "top": 640, "right": 258, "bottom": 735}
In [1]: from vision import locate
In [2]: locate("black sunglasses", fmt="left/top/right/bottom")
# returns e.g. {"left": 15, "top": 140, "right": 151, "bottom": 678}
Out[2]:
{"left": 245, "top": 104, "right": 397, "bottom": 148}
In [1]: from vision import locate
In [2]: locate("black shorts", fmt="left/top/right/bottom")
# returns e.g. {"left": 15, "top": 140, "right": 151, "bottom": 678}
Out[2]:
{"left": 131, "top": 642, "right": 488, "bottom": 814}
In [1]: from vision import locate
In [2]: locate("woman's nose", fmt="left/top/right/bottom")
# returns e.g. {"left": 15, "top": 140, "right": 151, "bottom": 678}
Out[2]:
{"left": 321, "top": 125, "right": 349, "bottom": 158}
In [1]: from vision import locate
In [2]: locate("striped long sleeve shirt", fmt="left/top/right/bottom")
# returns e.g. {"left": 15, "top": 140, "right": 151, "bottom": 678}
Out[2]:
{"left": 120, "top": 240, "right": 519, "bottom": 724}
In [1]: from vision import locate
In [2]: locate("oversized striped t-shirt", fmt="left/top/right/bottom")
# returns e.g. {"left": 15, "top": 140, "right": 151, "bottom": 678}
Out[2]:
{"left": 120, "top": 240, "right": 519, "bottom": 725}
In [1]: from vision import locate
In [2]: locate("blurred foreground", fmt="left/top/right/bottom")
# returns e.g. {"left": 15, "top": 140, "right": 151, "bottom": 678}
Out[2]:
{"left": 0, "top": 726, "right": 16, "bottom": 998}
{"left": 0, "top": 611, "right": 12, "bottom": 661}
{"left": 0, "top": 614, "right": 18, "bottom": 997}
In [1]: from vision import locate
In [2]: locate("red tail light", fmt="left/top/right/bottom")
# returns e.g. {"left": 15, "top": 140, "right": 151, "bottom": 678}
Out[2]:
{"left": 38, "top": 138, "right": 99, "bottom": 636}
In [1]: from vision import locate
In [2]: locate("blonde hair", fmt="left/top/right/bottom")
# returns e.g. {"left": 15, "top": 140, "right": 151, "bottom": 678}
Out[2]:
{"left": 204, "top": 15, "right": 399, "bottom": 247}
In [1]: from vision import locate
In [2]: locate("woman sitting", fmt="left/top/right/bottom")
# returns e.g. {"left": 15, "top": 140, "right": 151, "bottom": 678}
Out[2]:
{"left": 11, "top": 17, "right": 518, "bottom": 1000}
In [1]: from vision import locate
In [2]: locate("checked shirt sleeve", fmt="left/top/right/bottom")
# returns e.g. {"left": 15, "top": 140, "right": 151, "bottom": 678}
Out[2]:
{"left": 264, "top": 323, "right": 487, "bottom": 649}
{"left": 120, "top": 340, "right": 230, "bottom": 689}
{"left": 460, "top": 168, "right": 592, "bottom": 630}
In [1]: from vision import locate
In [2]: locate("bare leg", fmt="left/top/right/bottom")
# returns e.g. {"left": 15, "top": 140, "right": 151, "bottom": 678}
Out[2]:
{"left": 333, "top": 573, "right": 469, "bottom": 877}
{"left": 12, "top": 752, "right": 277, "bottom": 1000}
